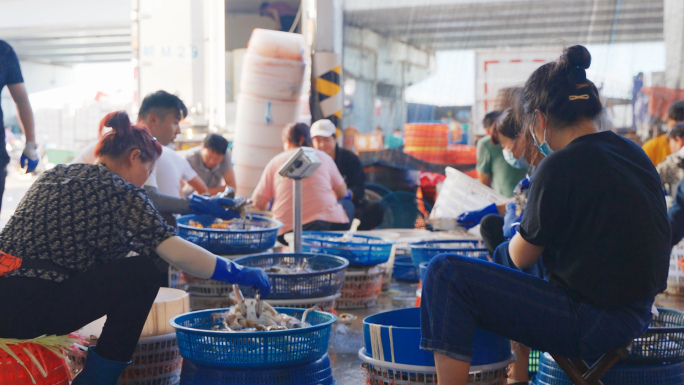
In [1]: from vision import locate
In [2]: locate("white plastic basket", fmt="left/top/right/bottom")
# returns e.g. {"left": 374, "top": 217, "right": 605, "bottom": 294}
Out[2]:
{"left": 70, "top": 333, "right": 181, "bottom": 385}
{"left": 265, "top": 293, "right": 341, "bottom": 312}
{"left": 359, "top": 348, "right": 511, "bottom": 385}
{"left": 336, "top": 266, "right": 384, "bottom": 309}
{"left": 667, "top": 239, "right": 684, "bottom": 295}
{"left": 429, "top": 167, "right": 508, "bottom": 227}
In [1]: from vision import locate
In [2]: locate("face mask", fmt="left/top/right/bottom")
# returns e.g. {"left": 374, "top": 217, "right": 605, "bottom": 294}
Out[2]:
{"left": 503, "top": 148, "right": 530, "bottom": 169}
{"left": 532, "top": 128, "right": 553, "bottom": 157}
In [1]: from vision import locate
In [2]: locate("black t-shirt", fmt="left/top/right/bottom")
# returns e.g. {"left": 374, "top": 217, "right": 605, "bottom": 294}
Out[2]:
{"left": 520, "top": 131, "right": 670, "bottom": 307}
{"left": 334, "top": 146, "right": 365, "bottom": 205}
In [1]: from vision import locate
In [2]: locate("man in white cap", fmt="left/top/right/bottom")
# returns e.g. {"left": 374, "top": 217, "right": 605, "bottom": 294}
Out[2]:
{"left": 311, "top": 119, "right": 384, "bottom": 229}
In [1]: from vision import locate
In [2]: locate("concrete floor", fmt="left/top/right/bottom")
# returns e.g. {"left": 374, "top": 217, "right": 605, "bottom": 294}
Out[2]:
{"left": 4, "top": 170, "right": 684, "bottom": 384}
{"left": 329, "top": 280, "right": 419, "bottom": 385}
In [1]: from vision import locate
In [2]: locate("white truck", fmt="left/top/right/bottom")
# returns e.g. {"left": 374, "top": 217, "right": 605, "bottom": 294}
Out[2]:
{"left": 472, "top": 49, "right": 561, "bottom": 136}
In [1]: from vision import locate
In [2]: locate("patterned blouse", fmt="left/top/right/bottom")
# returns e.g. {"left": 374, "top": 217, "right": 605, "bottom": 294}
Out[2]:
{"left": 0, "top": 163, "right": 176, "bottom": 282}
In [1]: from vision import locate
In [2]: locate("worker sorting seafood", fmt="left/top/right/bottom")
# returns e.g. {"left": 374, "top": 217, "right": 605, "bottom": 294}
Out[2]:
{"left": 420, "top": 45, "right": 670, "bottom": 385}
{"left": 0, "top": 111, "right": 270, "bottom": 384}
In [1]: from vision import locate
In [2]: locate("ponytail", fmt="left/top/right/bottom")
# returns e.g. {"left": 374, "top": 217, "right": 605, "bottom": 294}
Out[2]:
{"left": 282, "top": 122, "right": 312, "bottom": 147}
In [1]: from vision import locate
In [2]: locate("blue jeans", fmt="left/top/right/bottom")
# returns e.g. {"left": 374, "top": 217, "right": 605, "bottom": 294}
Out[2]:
{"left": 491, "top": 240, "right": 546, "bottom": 279}
{"left": 420, "top": 254, "right": 653, "bottom": 362}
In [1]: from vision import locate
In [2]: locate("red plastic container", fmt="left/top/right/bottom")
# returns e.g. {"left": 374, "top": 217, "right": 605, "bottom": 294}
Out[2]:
{"left": 0, "top": 343, "right": 69, "bottom": 385}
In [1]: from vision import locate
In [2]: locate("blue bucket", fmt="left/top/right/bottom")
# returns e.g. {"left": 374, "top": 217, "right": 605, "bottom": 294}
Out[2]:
{"left": 362, "top": 307, "right": 511, "bottom": 367}
{"left": 393, "top": 256, "right": 420, "bottom": 282}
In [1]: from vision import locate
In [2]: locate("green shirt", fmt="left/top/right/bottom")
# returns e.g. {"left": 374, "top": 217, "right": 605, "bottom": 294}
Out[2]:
{"left": 476, "top": 136, "right": 528, "bottom": 197}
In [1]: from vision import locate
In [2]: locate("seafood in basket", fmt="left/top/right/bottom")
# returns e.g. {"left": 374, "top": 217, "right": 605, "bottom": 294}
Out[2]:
{"left": 188, "top": 218, "right": 257, "bottom": 230}
{"left": 264, "top": 258, "right": 315, "bottom": 274}
{"left": 210, "top": 285, "right": 318, "bottom": 332}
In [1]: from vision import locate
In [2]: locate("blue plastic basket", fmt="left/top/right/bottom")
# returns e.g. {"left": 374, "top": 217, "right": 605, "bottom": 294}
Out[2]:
{"left": 625, "top": 307, "right": 684, "bottom": 364}
{"left": 301, "top": 231, "right": 394, "bottom": 266}
{"left": 409, "top": 240, "right": 488, "bottom": 267}
{"left": 179, "top": 352, "right": 334, "bottom": 385}
{"left": 533, "top": 352, "right": 684, "bottom": 385}
{"left": 363, "top": 307, "right": 511, "bottom": 367}
{"left": 170, "top": 307, "right": 336, "bottom": 369}
{"left": 232, "top": 253, "right": 348, "bottom": 299}
{"left": 393, "top": 256, "right": 420, "bottom": 282}
{"left": 176, "top": 214, "right": 282, "bottom": 254}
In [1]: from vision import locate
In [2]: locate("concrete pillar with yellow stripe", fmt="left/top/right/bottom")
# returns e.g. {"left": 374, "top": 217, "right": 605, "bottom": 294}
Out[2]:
{"left": 313, "top": 52, "right": 342, "bottom": 129}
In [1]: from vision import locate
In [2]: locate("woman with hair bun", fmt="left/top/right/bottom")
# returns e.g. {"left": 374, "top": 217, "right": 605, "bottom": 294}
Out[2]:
{"left": 0, "top": 111, "right": 270, "bottom": 384}
{"left": 420, "top": 46, "right": 670, "bottom": 385}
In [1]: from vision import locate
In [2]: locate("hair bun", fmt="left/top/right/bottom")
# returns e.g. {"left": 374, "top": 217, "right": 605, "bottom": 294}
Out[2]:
{"left": 101, "top": 111, "right": 131, "bottom": 135}
{"left": 563, "top": 45, "right": 591, "bottom": 70}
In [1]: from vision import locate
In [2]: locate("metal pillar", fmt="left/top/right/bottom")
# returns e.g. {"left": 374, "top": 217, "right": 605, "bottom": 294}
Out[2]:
{"left": 293, "top": 179, "right": 303, "bottom": 253}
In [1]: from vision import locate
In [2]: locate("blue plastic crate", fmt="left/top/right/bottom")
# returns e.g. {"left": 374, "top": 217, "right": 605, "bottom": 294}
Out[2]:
{"left": 625, "top": 307, "right": 684, "bottom": 364}
{"left": 233, "top": 252, "right": 348, "bottom": 299}
{"left": 170, "top": 307, "right": 336, "bottom": 369}
{"left": 409, "top": 240, "right": 488, "bottom": 267}
{"left": 533, "top": 352, "right": 684, "bottom": 385}
{"left": 393, "top": 256, "right": 420, "bottom": 282}
{"left": 176, "top": 214, "right": 282, "bottom": 254}
{"left": 179, "top": 352, "right": 334, "bottom": 385}
{"left": 301, "top": 231, "right": 394, "bottom": 266}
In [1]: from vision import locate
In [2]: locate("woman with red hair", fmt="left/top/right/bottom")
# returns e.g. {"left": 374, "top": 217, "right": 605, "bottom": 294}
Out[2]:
{"left": 0, "top": 111, "right": 270, "bottom": 384}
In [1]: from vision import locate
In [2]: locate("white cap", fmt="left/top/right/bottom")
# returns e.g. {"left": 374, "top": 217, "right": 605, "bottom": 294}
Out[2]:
{"left": 310, "top": 119, "right": 336, "bottom": 138}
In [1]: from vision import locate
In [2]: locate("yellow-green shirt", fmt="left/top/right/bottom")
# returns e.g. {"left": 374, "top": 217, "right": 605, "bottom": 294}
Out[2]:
{"left": 642, "top": 134, "right": 671, "bottom": 167}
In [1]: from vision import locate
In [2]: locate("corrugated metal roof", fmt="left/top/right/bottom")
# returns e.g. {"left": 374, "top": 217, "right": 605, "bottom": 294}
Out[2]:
{"left": 344, "top": 0, "right": 664, "bottom": 51}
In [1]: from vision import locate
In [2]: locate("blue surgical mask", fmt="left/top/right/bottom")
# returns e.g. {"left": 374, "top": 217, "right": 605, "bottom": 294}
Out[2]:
{"left": 503, "top": 149, "right": 530, "bottom": 169}
{"left": 532, "top": 129, "right": 553, "bottom": 157}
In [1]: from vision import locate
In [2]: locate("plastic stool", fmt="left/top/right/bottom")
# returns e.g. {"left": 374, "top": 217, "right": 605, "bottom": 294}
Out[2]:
{"left": 549, "top": 342, "right": 631, "bottom": 385}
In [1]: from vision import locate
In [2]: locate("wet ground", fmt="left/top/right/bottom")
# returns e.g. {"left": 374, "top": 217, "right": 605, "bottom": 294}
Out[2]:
{"left": 329, "top": 280, "right": 419, "bottom": 385}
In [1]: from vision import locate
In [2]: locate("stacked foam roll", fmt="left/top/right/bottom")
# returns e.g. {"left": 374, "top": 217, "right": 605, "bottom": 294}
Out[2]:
{"left": 403, "top": 123, "right": 449, "bottom": 164}
{"left": 233, "top": 29, "right": 306, "bottom": 197}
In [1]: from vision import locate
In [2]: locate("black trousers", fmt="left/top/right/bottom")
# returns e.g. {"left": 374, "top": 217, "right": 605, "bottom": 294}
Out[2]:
{"left": 0, "top": 256, "right": 161, "bottom": 362}
{"left": 479, "top": 213, "right": 505, "bottom": 255}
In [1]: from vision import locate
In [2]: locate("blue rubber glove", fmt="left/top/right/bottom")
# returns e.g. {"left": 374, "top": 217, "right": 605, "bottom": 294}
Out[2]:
{"left": 514, "top": 176, "right": 531, "bottom": 196}
{"left": 343, "top": 189, "right": 352, "bottom": 200}
{"left": 20, "top": 142, "right": 39, "bottom": 173}
{"left": 502, "top": 201, "right": 522, "bottom": 238}
{"left": 456, "top": 203, "right": 498, "bottom": 229}
{"left": 189, "top": 194, "right": 240, "bottom": 220}
{"left": 211, "top": 257, "right": 271, "bottom": 298}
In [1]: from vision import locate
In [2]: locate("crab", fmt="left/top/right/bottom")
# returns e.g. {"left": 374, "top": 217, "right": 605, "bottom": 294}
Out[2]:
{"left": 211, "top": 285, "right": 319, "bottom": 332}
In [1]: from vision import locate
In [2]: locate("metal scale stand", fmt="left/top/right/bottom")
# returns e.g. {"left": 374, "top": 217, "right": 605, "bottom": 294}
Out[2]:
{"left": 277, "top": 147, "right": 322, "bottom": 252}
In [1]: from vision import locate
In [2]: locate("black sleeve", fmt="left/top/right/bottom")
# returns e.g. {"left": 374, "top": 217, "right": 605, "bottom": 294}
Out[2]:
{"left": 345, "top": 153, "right": 366, "bottom": 204}
{"left": 144, "top": 185, "right": 191, "bottom": 213}
{"left": 519, "top": 157, "right": 569, "bottom": 247}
